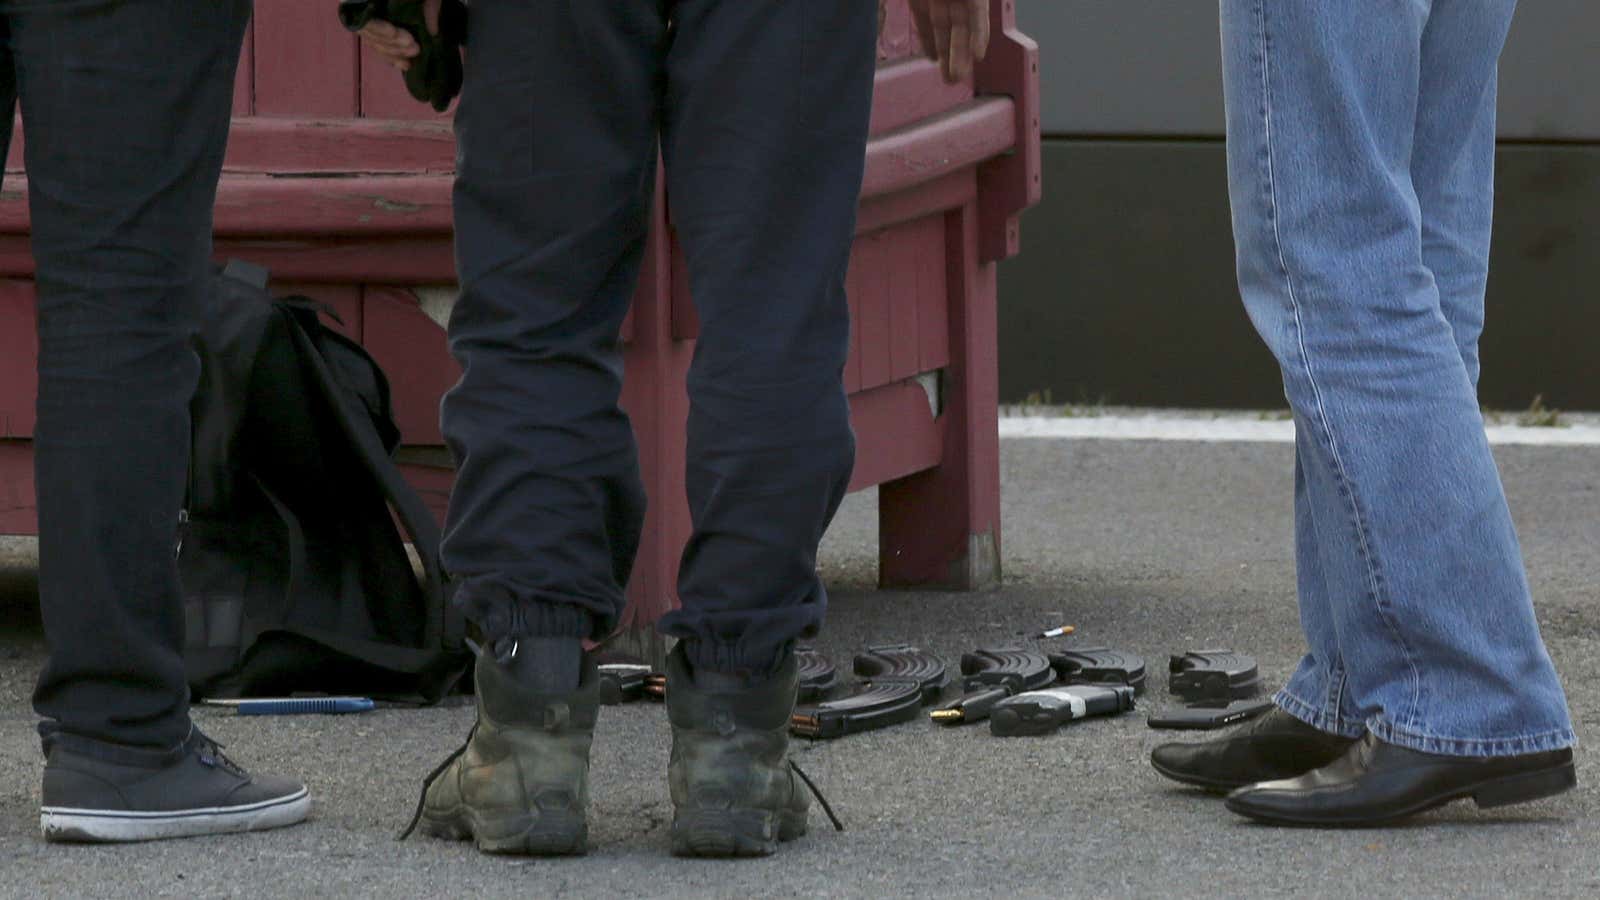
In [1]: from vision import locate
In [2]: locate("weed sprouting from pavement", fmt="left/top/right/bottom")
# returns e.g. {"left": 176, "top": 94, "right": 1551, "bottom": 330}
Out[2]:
{"left": 1004, "top": 389, "right": 1112, "bottom": 418}
{"left": 1517, "top": 395, "right": 1567, "bottom": 428}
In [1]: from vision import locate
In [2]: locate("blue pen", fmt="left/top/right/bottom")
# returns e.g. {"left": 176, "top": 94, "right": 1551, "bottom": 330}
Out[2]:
{"left": 204, "top": 697, "right": 376, "bottom": 716}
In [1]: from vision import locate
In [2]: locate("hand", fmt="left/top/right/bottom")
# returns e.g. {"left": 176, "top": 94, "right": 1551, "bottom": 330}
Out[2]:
{"left": 907, "top": 0, "right": 991, "bottom": 84}
{"left": 357, "top": 0, "right": 441, "bottom": 72}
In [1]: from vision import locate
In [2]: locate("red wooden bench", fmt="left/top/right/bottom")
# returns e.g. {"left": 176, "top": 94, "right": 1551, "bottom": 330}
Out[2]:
{"left": 0, "top": 1, "right": 1039, "bottom": 653}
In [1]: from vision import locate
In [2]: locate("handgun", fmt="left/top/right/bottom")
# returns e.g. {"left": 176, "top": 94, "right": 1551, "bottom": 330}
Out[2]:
{"left": 989, "top": 684, "right": 1136, "bottom": 736}
{"left": 338, "top": 0, "right": 468, "bottom": 111}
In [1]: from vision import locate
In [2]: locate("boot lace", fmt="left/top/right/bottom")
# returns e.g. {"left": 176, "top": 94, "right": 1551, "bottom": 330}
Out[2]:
{"left": 397, "top": 640, "right": 846, "bottom": 838}
{"left": 194, "top": 731, "right": 248, "bottom": 780}
{"left": 397, "top": 638, "right": 496, "bottom": 841}
{"left": 397, "top": 722, "right": 477, "bottom": 841}
{"left": 789, "top": 760, "right": 845, "bottom": 832}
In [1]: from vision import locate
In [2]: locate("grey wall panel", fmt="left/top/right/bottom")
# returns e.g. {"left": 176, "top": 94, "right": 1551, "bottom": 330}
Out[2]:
{"left": 1021, "top": 0, "right": 1224, "bottom": 137}
{"left": 998, "top": 140, "right": 1600, "bottom": 410}
{"left": 1498, "top": 1, "right": 1600, "bottom": 141}
{"left": 997, "top": 140, "right": 1283, "bottom": 409}
{"left": 1023, "top": 0, "right": 1599, "bottom": 140}
{"left": 1478, "top": 143, "right": 1600, "bottom": 408}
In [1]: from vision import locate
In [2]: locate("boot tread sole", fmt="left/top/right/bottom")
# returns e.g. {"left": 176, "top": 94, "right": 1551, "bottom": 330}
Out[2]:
{"left": 421, "top": 805, "right": 588, "bottom": 856}
{"left": 670, "top": 808, "right": 807, "bottom": 858}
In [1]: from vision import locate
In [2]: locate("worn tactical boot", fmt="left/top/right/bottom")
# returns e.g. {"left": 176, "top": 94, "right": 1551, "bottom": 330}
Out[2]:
{"left": 666, "top": 644, "right": 819, "bottom": 858}
{"left": 406, "top": 644, "right": 599, "bottom": 856}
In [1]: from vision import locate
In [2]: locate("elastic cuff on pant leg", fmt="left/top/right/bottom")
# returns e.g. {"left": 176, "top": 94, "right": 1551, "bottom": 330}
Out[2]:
{"left": 678, "top": 639, "right": 793, "bottom": 681}
{"left": 455, "top": 579, "right": 597, "bottom": 643}
{"left": 513, "top": 601, "right": 596, "bottom": 641}
{"left": 502, "top": 598, "right": 592, "bottom": 640}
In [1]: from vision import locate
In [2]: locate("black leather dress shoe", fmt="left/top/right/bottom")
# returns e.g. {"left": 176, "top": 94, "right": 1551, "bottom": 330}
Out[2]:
{"left": 1225, "top": 732, "right": 1576, "bottom": 826}
{"left": 1150, "top": 708, "right": 1357, "bottom": 792}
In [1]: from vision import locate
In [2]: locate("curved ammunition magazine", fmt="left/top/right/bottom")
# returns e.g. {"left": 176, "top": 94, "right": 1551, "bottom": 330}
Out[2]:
{"left": 796, "top": 647, "right": 839, "bottom": 703}
{"left": 851, "top": 644, "right": 949, "bottom": 703}
{"left": 791, "top": 644, "right": 946, "bottom": 739}
{"left": 630, "top": 649, "right": 837, "bottom": 704}
{"left": 959, "top": 648, "right": 1055, "bottom": 693}
{"left": 932, "top": 647, "right": 1056, "bottom": 725}
{"left": 1167, "top": 650, "right": 1262, "bottom": 701}
{"left": 791, "top": 681, "right": 924, "bottom": 739}
{"left": 1049, "top": 647, "right": 1149, "bottom": 694}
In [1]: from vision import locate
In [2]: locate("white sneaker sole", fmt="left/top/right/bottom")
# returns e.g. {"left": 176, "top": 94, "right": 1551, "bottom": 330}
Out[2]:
{"left": 40, "top": 788, "right": 311, "bottom": 843}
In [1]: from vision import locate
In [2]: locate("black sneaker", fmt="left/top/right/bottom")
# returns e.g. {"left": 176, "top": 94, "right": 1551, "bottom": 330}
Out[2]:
{"left": 40, "top": 729, "right": 310, "bottom": 843}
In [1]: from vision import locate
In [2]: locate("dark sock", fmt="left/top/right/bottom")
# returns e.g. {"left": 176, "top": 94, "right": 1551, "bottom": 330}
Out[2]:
{"left": 504, "top": 637, "right": 583, "bottom": 693}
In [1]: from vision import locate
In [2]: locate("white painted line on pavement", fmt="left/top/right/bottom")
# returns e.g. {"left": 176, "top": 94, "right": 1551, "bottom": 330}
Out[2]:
{"left": 999, "top": 415, "right": 1600, "bottom": 447}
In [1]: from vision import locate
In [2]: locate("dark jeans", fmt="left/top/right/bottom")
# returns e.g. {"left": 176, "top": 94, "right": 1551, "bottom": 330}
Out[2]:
{"left": 1, "top": 0, "right": 251, "bottom": 752}
{"left": 441, "top": 0, "right": 876, "bottom": 674}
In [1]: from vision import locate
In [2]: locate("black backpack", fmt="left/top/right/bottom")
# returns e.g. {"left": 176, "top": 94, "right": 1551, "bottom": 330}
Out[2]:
{"left": 180, "top": 260, "right": 469, "bottom": 702}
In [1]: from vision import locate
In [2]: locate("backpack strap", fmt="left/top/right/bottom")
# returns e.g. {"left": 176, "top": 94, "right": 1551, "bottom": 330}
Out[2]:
{"left": 256, "top": 624, "right": 467, "bottom": 685}
{"left": 243, "top": 478, "right": 467, "bottom": 698}
{"left": 280, "top": 308, "right": 469, "bottom": 699}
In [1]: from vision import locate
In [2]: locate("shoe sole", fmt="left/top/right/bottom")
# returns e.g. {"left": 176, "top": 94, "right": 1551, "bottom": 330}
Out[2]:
{"left": 1150, "top": 757, "right": 1255, "bottom": 793}
{"left": 41, "top": 788, "right": 310, "bottom": 843}
{"left": 421, "top": 806, "right": 588, "bottom": 857}
{"left": 670, "top": 808, "right": 807, "bottom": 859}
{"left": 1150, "top": 738, "right": 1361, "bottom": 795}
{"left": 1226, "top": 760, "right": 1578, "bottom": 827}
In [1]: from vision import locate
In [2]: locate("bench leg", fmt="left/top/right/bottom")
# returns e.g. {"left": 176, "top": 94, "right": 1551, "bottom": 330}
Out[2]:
{"left": 879, "top": 205, "right": 1002, "bottom": 591}
{"left": 0, "top": 443, "right": 37, "bottom": 535}
{"left": 616, "top": 191, "right": 690, "bottom": 668}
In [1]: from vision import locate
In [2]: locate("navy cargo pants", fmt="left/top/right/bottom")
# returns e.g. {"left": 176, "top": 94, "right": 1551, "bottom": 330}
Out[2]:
{"left": 1, "top": 0, "right": 252, "bottom": 752}
{"left": 441, "top": 0, "right": 877, "bottom": 675}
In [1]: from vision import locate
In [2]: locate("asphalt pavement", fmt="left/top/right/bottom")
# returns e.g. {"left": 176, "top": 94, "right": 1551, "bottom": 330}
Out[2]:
{"left": 1, "top": 436, "right": 1596, "bottom": 898}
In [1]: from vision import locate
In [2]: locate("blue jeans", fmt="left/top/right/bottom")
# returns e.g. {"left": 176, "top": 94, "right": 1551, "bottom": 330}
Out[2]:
{"left": 1220, "top": 0, "right": 1575, "bottom": 757}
